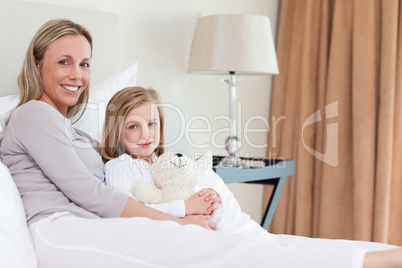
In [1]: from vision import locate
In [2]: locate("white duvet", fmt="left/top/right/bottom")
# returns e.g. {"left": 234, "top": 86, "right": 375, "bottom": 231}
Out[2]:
{"left": 0, "top": 153, "right": 397, "bottom": 268}
{"left": 102, "top": 151, "right": 397, "bottom": 256}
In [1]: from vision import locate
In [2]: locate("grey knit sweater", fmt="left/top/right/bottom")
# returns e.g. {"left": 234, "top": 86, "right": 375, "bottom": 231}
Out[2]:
{"left": 0, "top": 101, "right": 128, "bottom": 226}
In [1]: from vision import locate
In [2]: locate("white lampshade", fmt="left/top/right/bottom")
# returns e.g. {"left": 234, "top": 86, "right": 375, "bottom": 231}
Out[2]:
{"left": 188, "top": 14, "right": 279, "bottom": 75}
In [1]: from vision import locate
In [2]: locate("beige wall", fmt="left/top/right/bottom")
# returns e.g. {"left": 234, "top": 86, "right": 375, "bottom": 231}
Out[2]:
{"left": 4, "top": 0, "right": 280, "bottom": 223}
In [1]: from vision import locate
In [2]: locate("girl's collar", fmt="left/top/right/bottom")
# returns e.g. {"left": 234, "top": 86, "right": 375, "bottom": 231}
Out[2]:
{"left": 152, "top": 153, "right": 157, "bottom": 164}
{"left": 126, "top": 153, "right": 157, "bottom": 166}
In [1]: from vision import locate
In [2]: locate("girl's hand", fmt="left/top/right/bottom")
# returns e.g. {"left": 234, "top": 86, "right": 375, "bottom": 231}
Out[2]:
{"left": 185, "top": 190, "right": 214, "bottom": 215}
{"left": 178, "top": 215, "right": 217, "bottom": 231}
{"left": 197, "top": 188, "right": 221, "bottom": 214}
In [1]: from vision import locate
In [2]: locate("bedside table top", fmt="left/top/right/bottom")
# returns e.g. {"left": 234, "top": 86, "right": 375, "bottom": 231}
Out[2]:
{"left": 213, "top": 156, "right": 296, "bottom": 184}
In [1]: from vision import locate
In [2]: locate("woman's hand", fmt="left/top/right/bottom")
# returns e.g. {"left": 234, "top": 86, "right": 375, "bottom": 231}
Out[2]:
{"left": 184, "top": 189, "right": 221, "bottom": 216}
{"left": 178, "top": 215, "right": 217, "bottom": 231}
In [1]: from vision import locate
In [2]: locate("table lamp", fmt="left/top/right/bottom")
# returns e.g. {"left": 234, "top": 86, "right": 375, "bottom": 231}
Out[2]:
{"left": 188, "top": 14, "right": 279, "bottom": 168}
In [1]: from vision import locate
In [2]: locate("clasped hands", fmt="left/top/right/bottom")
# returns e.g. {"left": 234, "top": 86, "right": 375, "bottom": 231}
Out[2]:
{"left": 183, "top": 188, "right": 221, "bottom": 231}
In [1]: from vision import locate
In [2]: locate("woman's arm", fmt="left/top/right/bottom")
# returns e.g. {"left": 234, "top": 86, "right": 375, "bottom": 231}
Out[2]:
{"left": 121, "top": 196, "right": 216, "bottom": 230}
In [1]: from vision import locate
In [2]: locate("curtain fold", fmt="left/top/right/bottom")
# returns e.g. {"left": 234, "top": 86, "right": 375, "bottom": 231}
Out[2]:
{"left": 266, "top": 0, "right": 402, "bottom": 245}
{"left": 351, "top": 0, "right": 377, "bottom": 242}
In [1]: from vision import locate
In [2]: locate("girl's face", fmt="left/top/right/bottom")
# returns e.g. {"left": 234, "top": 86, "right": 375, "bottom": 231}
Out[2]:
{"left": 38, "top": 34, "right": 91, "bottom": 116}
{"left": 121, "top": 102, "right": 161, "bottom": 163}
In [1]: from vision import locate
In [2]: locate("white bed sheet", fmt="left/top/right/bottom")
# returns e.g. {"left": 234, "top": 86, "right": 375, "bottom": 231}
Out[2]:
{"left": 0, "top": 148, "right": 396, "bottom": 268}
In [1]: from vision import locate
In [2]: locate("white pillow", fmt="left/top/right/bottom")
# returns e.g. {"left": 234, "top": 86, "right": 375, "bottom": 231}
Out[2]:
{"left": 0, "top": 94, "right": 19, "bottom": 132}
{"left": 0, "top": 62, "right": 137, "bottom": 142}
{"left": 0, "top": 161, "right": 37, "bottom": 268}
{"left": 72, "top": 62, "right": 138, "bottom": 141}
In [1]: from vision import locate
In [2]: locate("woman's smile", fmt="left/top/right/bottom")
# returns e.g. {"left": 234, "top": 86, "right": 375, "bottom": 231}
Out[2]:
{"left": 61, "top": 84, "right": 82, "bottom": 93}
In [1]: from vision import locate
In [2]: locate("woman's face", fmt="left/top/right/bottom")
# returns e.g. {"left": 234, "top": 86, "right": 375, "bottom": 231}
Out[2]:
{"left": 38, "top": 34, "right": 91, "bottom": 116}
{"left": 121, "top": 102, "right": 161, "bottom": 163}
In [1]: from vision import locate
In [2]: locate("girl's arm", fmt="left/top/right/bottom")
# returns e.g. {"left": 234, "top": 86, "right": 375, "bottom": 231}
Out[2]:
{"left": 105, "top": 157, "right": 189, "bottom": 217}
{"left": 105, "top": 154, "right": 220, "bottom": 218}
{"left": 104, "top": 157, "right": 217, "bottom": 229}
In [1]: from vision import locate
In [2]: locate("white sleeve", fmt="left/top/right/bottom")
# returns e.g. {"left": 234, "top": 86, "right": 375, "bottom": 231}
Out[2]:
{"left": 104, "top": 156, "right": 185, "bottom": 218}
{"left": 104, "top": 156, "right": 136, "bottom": 197}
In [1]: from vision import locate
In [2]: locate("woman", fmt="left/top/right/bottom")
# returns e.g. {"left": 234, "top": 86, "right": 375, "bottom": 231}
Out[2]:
{"left": 1, "top": 18, "right": 402, "bottom": 268}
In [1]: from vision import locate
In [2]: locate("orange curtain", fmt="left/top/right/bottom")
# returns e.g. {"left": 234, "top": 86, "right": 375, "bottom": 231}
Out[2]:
{"left": 266, "top": 0, "right": 402, "bottom": 245}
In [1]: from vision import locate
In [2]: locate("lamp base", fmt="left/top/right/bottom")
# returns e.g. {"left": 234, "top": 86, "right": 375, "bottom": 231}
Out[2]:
{"left": 219, "top": 74, "right": 243, "bottom": 168}
{"left": 219, "top": 136, "right": 242, "bottom": 168}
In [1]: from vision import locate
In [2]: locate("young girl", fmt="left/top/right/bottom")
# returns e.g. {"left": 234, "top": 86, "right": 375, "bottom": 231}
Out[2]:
{"left": 101, "top": 87, "right": 222, "bottom": 221}
{"left": 101, "top": 86, "right": 274, "bottom": 237}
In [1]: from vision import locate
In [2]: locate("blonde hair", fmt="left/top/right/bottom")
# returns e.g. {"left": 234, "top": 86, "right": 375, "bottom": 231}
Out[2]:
{"left": 17, "top": 18, "right": 93, "bottom": 119}
{"left": 101, "top": 86, "right": 165, "bottom": 162}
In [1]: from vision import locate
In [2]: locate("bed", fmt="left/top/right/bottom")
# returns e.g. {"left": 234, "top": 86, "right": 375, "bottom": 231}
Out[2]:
{"left": 1, "top": 1, "right": 399, "bottom": 268}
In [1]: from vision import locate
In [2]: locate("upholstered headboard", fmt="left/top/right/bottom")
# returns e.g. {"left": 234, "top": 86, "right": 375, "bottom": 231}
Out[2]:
{"left": 0, "top": 0, "right": 120, "bottom": 97}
